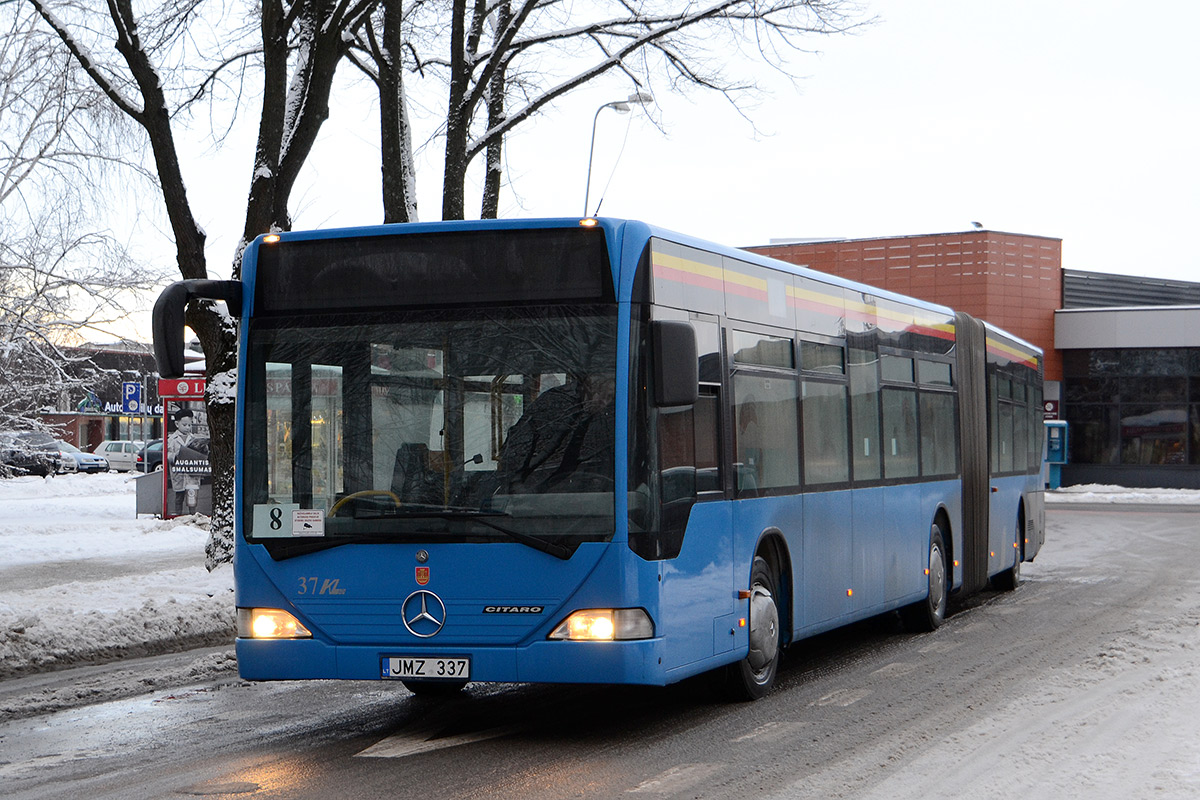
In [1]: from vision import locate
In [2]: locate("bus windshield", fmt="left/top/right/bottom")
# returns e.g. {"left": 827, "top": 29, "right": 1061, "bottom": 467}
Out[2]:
{"left": 243, "top": 305, "right": 617, "bottom": 556}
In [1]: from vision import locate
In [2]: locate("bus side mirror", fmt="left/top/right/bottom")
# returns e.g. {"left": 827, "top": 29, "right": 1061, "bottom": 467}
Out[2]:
{"left": 651, "top": 320, "right": 699, "bottom": 407}
{"left": 152, "top": 280, "right": 243, "bottom": 379}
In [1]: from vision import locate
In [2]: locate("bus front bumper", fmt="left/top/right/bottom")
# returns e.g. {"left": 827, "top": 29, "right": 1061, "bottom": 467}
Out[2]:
{"left": 235, "top": 636, "right": 671, "bottom": 686}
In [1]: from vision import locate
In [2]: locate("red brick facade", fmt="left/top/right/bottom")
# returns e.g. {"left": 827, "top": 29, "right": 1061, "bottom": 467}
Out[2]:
{"left": 746, "top": 231, "right": 1063, "bottom": 381}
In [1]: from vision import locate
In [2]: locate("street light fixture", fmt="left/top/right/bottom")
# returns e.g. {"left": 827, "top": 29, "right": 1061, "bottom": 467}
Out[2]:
{"left": 583, "top": 91, "right": 654, "bottom": 217}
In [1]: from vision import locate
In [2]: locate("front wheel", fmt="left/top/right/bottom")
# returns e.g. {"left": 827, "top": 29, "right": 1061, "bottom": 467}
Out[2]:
{"left": 725, "top": 555, "right": 781, "bottom": 701}
{"left": 902, "top": 523, "right": 949, "bottom": 632}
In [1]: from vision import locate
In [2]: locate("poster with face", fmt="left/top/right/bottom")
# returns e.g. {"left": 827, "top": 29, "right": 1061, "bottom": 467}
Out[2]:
{"left": 164, "top": 399, "right": 212, "bottom": 517}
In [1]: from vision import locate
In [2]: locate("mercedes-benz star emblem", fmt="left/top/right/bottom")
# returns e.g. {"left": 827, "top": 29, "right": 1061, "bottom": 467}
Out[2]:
{"left": 401, "top": 590, "right": 446, "bottom": 638}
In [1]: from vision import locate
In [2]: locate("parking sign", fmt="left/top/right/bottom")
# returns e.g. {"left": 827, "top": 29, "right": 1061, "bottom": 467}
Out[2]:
{"left": 121, "top": 381, "right": 143, "bottom": 414}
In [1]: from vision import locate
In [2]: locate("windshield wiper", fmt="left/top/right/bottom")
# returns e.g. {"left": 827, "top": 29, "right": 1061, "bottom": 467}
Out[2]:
{"left": 350, "top": 506, "right": 573, "bottom": 560}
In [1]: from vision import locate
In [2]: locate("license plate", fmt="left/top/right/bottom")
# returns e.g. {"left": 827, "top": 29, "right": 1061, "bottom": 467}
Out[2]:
{"left": 383, "top": 656, "right": 470, "bottom": 680}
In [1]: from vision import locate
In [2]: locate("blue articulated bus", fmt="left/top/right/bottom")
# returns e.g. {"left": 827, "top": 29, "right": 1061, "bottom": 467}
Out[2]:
{"left": 153, "top": 217, "right": 1045, "bottom": 700}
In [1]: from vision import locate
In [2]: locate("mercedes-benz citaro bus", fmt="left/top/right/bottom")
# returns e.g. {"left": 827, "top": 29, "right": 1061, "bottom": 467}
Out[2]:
{"left": 153, "top": 217, "right": 1044, "bottom": 701}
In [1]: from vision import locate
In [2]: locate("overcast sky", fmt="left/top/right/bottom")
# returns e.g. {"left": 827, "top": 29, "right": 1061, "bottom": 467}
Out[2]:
{"left": 178, "top": 0, "right": 1199, "bottom": 297}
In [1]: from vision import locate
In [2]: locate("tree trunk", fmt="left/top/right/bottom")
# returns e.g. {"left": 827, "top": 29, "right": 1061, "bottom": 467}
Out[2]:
{"left": 480, "top": 3, "right": 511, "bottom": 219}
{"left": 441, "top": 0, "right": 469, "bottom": 220}
{"left": 380, "top": 0, "right": 417, "bottom": 223}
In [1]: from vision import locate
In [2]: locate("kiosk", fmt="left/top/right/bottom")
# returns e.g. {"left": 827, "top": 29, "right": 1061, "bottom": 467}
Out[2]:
{"left": 1044, "top": 420, "right": 1068, "bottom": 490}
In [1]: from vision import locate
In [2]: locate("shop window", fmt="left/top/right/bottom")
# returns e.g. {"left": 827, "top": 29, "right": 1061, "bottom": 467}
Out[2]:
{"left": 1121, "top": 377, "right": 1187, "bottom": 404}
{"left": 1120, "top": 405, "right": 1187, "bottom": 465}
{"left": 1065, "top": 378, "right": 1119, "bottom": 404}
{"left": 1191, "top": 406, "right": 1200, "bottom": 466}
{"left": 1070, "top": 405, "right": 1120, "bottom": 465}
{"left": 1121, "top": 349, "right": 1188, "bottom": 376}
{"left": 1087, "top": 350, "right": 1121, "bottom": 375}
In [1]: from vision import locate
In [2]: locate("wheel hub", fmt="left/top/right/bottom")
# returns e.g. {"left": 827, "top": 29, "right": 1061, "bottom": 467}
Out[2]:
{"left": 747, "top": 585, "right": 779, "bottom": 671}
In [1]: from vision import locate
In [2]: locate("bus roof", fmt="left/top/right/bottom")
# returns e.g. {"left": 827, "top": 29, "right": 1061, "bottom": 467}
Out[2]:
{"left": 246, "top": 216, "right": 1037, "bottom": 354}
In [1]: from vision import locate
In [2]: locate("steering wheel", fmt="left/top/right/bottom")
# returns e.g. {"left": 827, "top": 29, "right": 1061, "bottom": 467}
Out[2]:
{"left": 328, "top": 490, "right": 401, "bottom": 517}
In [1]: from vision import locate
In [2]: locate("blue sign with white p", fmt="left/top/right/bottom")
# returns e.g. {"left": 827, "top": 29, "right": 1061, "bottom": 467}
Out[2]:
{"left": 121, "top": 381, "right": 143, "bottom": 414}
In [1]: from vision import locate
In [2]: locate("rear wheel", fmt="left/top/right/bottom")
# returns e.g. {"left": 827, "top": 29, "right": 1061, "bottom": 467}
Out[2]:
{"left": 902, "top": 523, "right": 948, "bottom": 632}
{"left": 725, "top": 555, "right": 781, "bottom": 701}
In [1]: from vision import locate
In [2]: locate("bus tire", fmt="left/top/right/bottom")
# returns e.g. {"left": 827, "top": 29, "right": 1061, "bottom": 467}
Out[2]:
{"left": 993, "top": 511, "right": 1023, "bottom": 592}
{"left": 725, "top": 555, "right": 781, "bottom": 701}
{"left": 902, "top": 523, "right": 948, "bottom": 632}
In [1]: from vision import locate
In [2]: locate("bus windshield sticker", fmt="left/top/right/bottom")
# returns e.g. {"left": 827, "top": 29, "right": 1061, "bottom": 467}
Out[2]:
{"left": 252, "top": 503, "right": 300, "bottom": 538}
{"left": 291, "top": 509, "right": 325, "bottom": 537}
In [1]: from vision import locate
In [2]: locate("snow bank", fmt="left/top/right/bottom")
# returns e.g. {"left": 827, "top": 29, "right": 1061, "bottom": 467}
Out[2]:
{"left": 0, "top": 473, "right": 234, "bottom": 680}
{"left": 1047, "top": 484, "right": 1200, "bottom": 505}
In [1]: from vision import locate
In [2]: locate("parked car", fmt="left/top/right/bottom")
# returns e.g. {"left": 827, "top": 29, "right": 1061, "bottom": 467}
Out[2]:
{"left": 57, "top": 441, "right": 109, "bottom": 473}
{"left": 52, "top": 444, "right": 78, "bottom": 473}
{"left": 0, "top": 431, "right": 64, "bottom": 477}
{"left": 93, "top": 440, "right": 144, "bottom": 472}
{"left": 136, "top": 439, "right": 163, "bottom": 472}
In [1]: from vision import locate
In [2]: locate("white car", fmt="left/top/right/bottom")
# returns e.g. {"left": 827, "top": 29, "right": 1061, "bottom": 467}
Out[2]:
{"left": 93, "top": 440, "right": 143, "bottom": 472}
{"left": 57, "top": 441, "right": 109, "bottom": 473}
{"left": 52, "top": 444, "right": 77, "bottom": 473}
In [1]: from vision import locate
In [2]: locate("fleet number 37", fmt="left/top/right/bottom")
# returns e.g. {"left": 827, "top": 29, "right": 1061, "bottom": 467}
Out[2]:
{"left": 297, "top": 577, "right": 345, "bottom": 595}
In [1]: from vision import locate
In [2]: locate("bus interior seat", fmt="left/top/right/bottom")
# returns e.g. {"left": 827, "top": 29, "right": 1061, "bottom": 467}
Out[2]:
{"left": 392, "top": 443, "right": 441, "bottom": 505}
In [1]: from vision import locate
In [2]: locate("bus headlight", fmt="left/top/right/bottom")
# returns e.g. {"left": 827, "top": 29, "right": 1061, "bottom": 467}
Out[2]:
{"left": 238, "top": 607, "right": 312, "bottom": 639}
{"left": 548, "top": 608, "right": 654, "bottom": 641}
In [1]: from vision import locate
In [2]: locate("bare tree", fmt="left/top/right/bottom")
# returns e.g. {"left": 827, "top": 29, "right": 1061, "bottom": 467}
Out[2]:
{"left": 0, "top": 202, "right": 148, "bottom": 437}
{"left": 28, "top": 0, "right": 373, "bottom": 564}
{"left": 352, "top": 0, "right": 867, "bottom": 221}
{"left": 1, "top": 4, "right": 156, "bottom": 463}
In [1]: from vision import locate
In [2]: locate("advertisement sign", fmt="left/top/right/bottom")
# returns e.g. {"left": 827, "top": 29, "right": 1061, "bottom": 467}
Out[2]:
{"left": 159, "top": 378, "right": 212, "bottom": 518}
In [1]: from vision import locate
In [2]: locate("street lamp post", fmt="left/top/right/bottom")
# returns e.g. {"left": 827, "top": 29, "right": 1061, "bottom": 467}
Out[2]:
{"left": 583, "top": 91, "right": 653, "bottom": 217}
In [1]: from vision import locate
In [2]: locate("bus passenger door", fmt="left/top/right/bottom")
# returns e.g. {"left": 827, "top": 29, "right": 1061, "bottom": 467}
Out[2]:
{"left": 660, "top": 501, "right": 734, "bottom": 675}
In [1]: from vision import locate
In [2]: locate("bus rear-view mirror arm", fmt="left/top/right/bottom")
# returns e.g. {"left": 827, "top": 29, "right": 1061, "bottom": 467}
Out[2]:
{"left": 153, "top": 279, "right": 244, "bottom": 379}
{"left": 651, "top": 320, "right": 699, "bottom": 407}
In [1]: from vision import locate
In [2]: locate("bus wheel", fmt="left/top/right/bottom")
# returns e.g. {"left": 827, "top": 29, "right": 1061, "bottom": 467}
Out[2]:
{"left": 903, "top": 523, "right": 948, "bottom": 632}
{"left": 402, "top": 679, "right": 467, "bottom": 697}
{"left": 726, "top": 555, "right": 781, "bottom": 701}
{"left": 993, "top": 513, "right": 1023, "bottom": 592}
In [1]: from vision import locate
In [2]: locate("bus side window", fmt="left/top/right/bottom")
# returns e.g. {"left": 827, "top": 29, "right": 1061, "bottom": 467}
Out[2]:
{"left": 658, "top": 405, "right": 696, "bottom": 503}
{"left": 658, "top": 387, "right": 720, "bottom": 501}
{"left": 802, "top": 380, "right": 850, "bottom": 485}
{"left": 734, "top": 373, "right": 799, "bottom": 494}
{"left": 883, "top": 387, "right": 919, "bottom": 479}
{"left": 694, "top": 389, "right": 720, "bottom": 493}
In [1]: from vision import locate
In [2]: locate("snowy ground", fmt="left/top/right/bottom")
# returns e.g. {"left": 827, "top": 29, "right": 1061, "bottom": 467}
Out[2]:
{"left": 0, "top": 472, "right": 234, "bottom": 683}
{"left": 1, "top": 473, "right": 1198, "bottom": 717}
{"left": 1043, "top": 482, "right": 1200, "bottom": 505}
